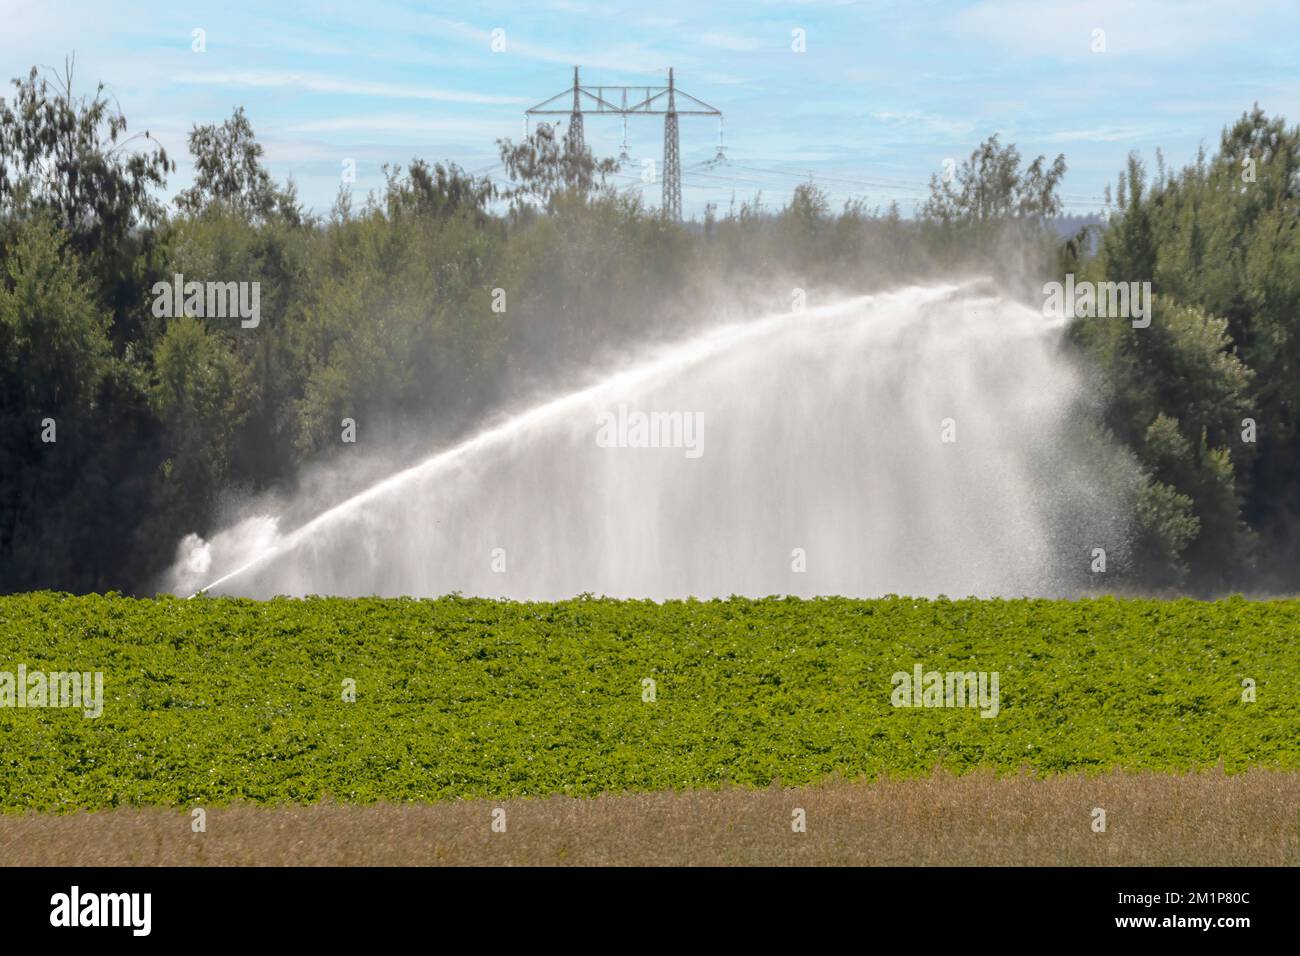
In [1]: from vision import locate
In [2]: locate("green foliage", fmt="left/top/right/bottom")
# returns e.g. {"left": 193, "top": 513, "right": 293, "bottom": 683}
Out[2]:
{"left": 148, "top": 317, "right": 250, "bottom": 527}
{"left": 0, "top": 59, "right": 174, "bottom": 351}
{"left": 0, "top": 594, "right": 1294, "bottom": 811}
{"left": 1070, "top": 106, "right": 1300, "bottom": 591}
{"left": 0, "top": 218, "right": 148, "bottom": 592}
{"left": 293, "top": 168, "right": 504, "bottom": 456}
{"left": 496, "top": 123, "right": 617, "bottom": 214}
{"left": 0, "top": 60, "right": 172, "bottom": 259}
{"left": 1131, "top": 480, "right": 1200, "bottom": 588}
{"left": 383, "top": 159, "right": 494, "bottom": 223}
{"left": 917, "top": 135, "right": 1067, "bottom": 283}
{"left": 923, "top": 134, "right": 1067, "bottom": 226}
{"left": 162, "top": 204, "right": 312, "bottom": 485}
{"left": 2, "top": 54, "right": 1299, "bottom": 597}
{"left": 175, "top": 107, "right": 293, "bottom": 223}
{"left": 0, "top": 217, "right": 113, "bottom": 414}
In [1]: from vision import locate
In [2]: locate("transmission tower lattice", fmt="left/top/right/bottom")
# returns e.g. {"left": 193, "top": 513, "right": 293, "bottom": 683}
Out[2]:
{"left": 525, "top": 66, "right": 722, "bottom": 221}
{"left": 663, "top": 69, "right": 681, "bottom": 220}
{"left": 567, "top": 65, "right": 584, "bottom": 155}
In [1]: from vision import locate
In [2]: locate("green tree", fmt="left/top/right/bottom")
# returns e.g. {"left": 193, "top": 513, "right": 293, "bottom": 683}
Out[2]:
{"left": 146, "top": 317, "right": 250, "bottom": 532}
{"left": 0, "top": 60, "right": 172, "bottom": 256}
{"left": 496, "top": 123, "right": 617, "bottom": 214}
{"left": 0, "top": 217, "right": 136, "bottom": 591}
{"left": 176, "top": 107, "right": 300, "bottom": 224}
{"left": 1070, "top": 107, "right": 1300, "bottom": 590}
{"left": 0, "top": 60, "right": 174, "bottom": 349}
{"left": 922, "top": 135, "right": 1066, "bottom": 226}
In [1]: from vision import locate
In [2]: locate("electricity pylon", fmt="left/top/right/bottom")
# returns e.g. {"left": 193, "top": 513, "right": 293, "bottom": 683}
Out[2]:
{"left": 525, "top": 67, "right": 722, "bottom": 221}
{"left": 567, "top": 65, "right": 584, "bottom": 156}
{"left": 663, "top": 69, "right": 681, "bottom": 220}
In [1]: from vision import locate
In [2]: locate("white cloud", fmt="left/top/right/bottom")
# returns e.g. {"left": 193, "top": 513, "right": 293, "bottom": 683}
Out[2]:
{"left": 285, "top": 115, "right": 507, "bottom": 138}
{"left": 698, "top": 31, "right": 765, "bottom": 52}
{"left": 1040, "top": 125, "right": 1162, "bottom": 143}
{"left": 351, "top": 11, "right": 669, "bottom": 75}
{"left": 872, "top": 110, "right": 977, "bottom": 139}
{"left": 952, "top": 0, "right": 1277, "bottom": 58}
{"left": 701, "top": 73, "right": 751, "bottom": 86}
{"left": 174, "top": 70, "right": 526, "bottom": 105}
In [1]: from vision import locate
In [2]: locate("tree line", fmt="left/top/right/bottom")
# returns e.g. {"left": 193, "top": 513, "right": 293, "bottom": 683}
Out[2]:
{"left": 1, "top": 60, "right": 1296, "bottom": 594}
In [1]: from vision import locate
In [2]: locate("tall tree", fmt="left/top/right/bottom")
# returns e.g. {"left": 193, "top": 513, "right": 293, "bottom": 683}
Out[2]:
{"left": 176, "top": 107, "right": 300, "bottom": 224}
{"left": 922, "top": 135, "right": 1067, "bottom": 226}
{"left": 496, "top": 123, "right": 617, "bottom": 214}
{"left": 0, "top": 59, "right": 172, "bottom": 257}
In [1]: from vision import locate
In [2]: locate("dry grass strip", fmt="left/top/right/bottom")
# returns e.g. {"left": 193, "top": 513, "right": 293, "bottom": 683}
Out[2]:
{"left": 2, "top": 768, "right": 1296, "bottom": 866}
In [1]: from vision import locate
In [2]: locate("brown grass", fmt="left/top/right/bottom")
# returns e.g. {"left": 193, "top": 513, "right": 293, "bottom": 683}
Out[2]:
{"left": 3, "top": 769, "right": 1297, "bottom": 866}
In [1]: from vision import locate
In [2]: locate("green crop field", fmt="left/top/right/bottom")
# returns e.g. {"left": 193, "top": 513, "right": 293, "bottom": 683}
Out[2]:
{"left": 0, "top": 594, "right": 1296, "bottom": 812}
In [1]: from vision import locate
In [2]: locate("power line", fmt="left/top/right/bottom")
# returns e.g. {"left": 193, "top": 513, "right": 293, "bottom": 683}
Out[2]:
{"left": 525, "top": 67, "right": 722, "bottom": 222}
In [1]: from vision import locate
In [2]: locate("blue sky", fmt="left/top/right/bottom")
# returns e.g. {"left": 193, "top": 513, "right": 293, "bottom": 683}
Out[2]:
{"left": 4, "top": 0, "right": 1299, "bottom": 218}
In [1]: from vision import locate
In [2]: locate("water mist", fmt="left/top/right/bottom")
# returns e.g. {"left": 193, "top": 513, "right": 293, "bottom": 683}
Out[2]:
{"left": 167, "top": 281, "right": 1130, "bottom": 600}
